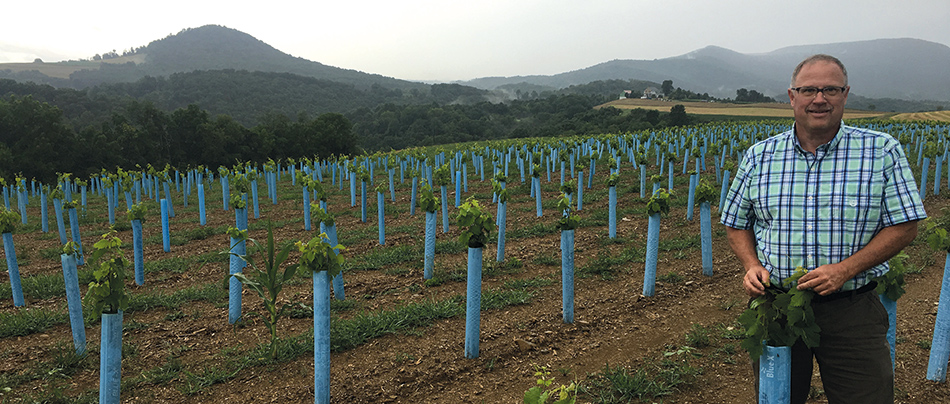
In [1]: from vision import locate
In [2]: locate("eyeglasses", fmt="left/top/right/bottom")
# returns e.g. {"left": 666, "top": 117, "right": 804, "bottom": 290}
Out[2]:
{"left": 790, "top": 86, "right": 847, "bottom": 98}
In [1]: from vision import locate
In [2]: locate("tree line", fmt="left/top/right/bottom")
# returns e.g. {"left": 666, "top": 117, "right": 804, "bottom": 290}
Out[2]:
{"left": 0, "top": 73, "right": 698, "bottom": 183}
{"left": 346, "top": 94, "right": 691, "bottom": 151}
{"left": 0, "top": 96, "right": 357, "bottom": 183}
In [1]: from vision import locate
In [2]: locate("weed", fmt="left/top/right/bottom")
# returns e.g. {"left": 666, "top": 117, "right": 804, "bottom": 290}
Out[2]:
{"left": 39, "top": 247, "right": 62, "bottom": 260}
{"left": 179, "top": 366, "right": 239, "bottom": 396}
{"left": 504, "top": 277, "right": 553, "bottom": 290}
{"left": 383, "top": 266, "right": 412, "bottom": 276}
{"left": 685, "top": 324, "right": 711, "bottom": 348}
{"left": 140, "top": 357, "right": 183, "bottom": 385}
{"left": 122, "top": 341, "right": 139, "bottom": 358}
{"left": 578, "top": 249, "right": 630, "bottom": 280}
{"left": 164, "top": 311, "right": 187, "bottom": 321}
{"left": 347, "top": 244, "right": 420, "bottom": 271}
{"left": 179, "top": 225, "right": 227, "bottom": 241}
{"left": 532, "top": 254, "right": 560, "bottom": 266}
{"left": 581, "top": 360, "right": 698, "bottom": 402}
{"left": 718, "top": 323, "right": 745, "bottom": 340}
{"left": 508, "top": 221, "right": 557, "bottom": 240}
{"left": 482, "top": 289, "right": 533, "bottom": 310}
{"left": 19, "top": 381, "right": 97, "bottom": 404}
{"left": 394, "top": 352, "right": 417, "bottom": 364}
{"left": 719, "top": 298, "right": 743, "bottom": 311}
{"left": 657, "top": 271, "right": 684, "bottom": 284}
{"left": 0, "top": 308, "right": 67, "bottom": 338}
{"left": 524, "top": 365, "right": 577, "bottom": 404}
{"left": 120, "top": 311, "right": 150, "bottom": 328}
{"left": 658, "top": 234, "right": 701, "bottom": 252}
{"left": 145, "top": 257, "right": 190, "bottom": 274}
{"left": 48, "top": 342, "right": 89, "bottom": 377}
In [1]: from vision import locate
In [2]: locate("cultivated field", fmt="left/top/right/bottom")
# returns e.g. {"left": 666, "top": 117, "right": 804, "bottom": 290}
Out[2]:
{"left": 601, "top": 98, "right": 890, "bottom": 120}
{"left": 1, "top": 121, "right": 950, "bottom": 403}
{"left": 892, "top": 110, "right": 950, "bottom": 122}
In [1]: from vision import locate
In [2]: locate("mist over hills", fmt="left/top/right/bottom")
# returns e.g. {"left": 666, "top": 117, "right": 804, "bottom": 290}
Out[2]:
{"left": 1, "top": 25, "right": 947, "bottom": 110}
{"left": 462, "top": 38, "right": 950, "bottom": 103}
{"left": 0, "top": 25, "right": 426, "bottom": 91}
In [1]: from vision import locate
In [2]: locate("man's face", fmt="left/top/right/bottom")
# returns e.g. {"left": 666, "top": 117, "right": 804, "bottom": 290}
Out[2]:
{"left": 788, "top": 60, "right": 849, "bottom": 138}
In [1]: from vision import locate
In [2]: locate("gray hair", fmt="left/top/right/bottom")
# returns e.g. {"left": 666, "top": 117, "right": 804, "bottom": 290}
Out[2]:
{"left": 791, "top": 54, "right": 848, "bottom": 87}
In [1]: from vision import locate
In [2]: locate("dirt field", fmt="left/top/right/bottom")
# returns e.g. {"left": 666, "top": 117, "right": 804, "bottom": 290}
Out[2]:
{"left": 2, "top": 153, "right": 950, "bottom": 403}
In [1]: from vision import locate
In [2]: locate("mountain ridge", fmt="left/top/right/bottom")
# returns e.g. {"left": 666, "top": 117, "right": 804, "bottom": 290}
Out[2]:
{"left": 0, "top": 25, "right": 427, "bottom": 91}
{"left": 461, "top": 38, "right": 950, "bottom": 102}
{"left": 1, "top": 26, "right": 947, "bottom": 103}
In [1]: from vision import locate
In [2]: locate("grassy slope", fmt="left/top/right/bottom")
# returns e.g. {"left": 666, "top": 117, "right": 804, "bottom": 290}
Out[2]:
{"left": 0, "top": 54, "right": 146, "bottom": 79}
{"left": 599, "top": 98, "right": 889, "bottom": 120}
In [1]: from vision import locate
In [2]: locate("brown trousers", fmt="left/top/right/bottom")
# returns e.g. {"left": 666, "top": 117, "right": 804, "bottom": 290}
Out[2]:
{"left": 754, "top": 290, "right": 893, "bottom": 404}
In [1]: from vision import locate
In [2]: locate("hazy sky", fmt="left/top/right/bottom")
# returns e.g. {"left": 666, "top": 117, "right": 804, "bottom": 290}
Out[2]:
{"left": 2, "top": 0, "right": 948, "bottom": 82}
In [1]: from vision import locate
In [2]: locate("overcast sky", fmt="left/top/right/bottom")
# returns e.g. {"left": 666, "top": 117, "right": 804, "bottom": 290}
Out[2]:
{"left": 2, "top": 0, "right": 948, "bottom": 82}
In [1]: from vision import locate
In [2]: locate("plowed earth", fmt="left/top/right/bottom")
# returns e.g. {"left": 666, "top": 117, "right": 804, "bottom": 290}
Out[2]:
{"left": 2, "top": 164, "right": 950, "bottom": 403}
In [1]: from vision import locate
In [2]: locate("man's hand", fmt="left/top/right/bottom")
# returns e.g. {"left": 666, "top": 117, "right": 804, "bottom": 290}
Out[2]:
{"left": 743, "top": 265, "right": 771, "bottom": 297}
{"left": 796, "top": 263, "right": 850, "bottom": 296}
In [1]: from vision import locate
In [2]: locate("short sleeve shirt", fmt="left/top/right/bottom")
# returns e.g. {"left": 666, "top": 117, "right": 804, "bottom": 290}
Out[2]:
{"left": 720, "top": 124, "right": 926, "bottom": 290}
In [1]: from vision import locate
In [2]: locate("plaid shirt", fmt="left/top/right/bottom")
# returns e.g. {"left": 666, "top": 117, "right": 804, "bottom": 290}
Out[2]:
{"left": 720, "top": 124, "right": 926, "bottom": 291}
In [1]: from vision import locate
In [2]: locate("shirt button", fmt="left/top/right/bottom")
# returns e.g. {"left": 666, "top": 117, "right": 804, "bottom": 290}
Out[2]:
{"left": 807, "top": 196, "right": 813, "bottom": 201}
{"left": 807, "top": 225, "right": 813, "bottom": 230}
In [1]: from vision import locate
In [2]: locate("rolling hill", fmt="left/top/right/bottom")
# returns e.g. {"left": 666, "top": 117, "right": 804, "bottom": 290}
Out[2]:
{"left": 0, "top": 25, "right": 426, "bottom": 91}
{"left": 1, "top": 26, "right": 946, "bottom": 115}
{"left": 462, "top": 38, "right": 950, "bottom": 103}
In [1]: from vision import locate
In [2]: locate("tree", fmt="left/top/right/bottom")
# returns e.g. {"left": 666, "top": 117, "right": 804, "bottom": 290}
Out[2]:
{"left": 312, "top": 113, "right": 358, "bottom": 158}
{"left": 661, "top": 80, "right": 674, "bottom": 97}
{"left": 736, "top": 88, "right": 749, "bottom": 101}
{"left": 667, "top": 104, "right": 690, "bottom": 127}
{"left": 735, "top": 88, "right": 776, "bottom": 103}
{"left": 0, "top": 96, "right": 78, "bottom": 182}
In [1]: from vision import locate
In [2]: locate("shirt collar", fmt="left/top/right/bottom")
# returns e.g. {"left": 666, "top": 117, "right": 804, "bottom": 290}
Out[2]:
{"left": 791, "top": 122, "right": 846, "bottom": 156}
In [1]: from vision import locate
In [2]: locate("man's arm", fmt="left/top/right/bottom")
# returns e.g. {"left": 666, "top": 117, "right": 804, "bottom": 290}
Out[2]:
{"left": 725, "top": 226, "right": 770, "bottom": 297}
{"left": 797, "top": 220, "right": 919, "bottom": 295}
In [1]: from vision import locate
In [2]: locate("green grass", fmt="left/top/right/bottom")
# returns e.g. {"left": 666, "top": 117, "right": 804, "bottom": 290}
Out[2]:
{"left": 179, "top": 366, "right": 239, "bottom": 396}
{"left": 657, "top": 271, "right": 684, "bottom": 284}
{"left": 124, "top": 283, "right": 227, "bottom": 313}
{"left": 144, "top": 256, "right": 191, "bottom": 274}
{"left": 346, "top": 244, "right": 421, "bottom": 271}
{"left": 0, "top": 266, "right": 96, "bottom": 301}
{"left": 581, "top": 360, "right": 699, "bottom": 402}
{"left": 503, "top": 276, "right": 553, "bottom": 290}
{"left": 684, "top": 324, "right": 712, "bottom": 348}
{"left": 178, "top": 225, "right": 228, "bottom": 241}
{"left": 531, "top": 254, "right": 560, "bottom": 266}
{"left": 132, "top": 357, "right": 183, "bottom": 387}
{"left": 331, "top": 287, "right": 531, "bottom": 352}
{"left": 658, "top": 234, "right": 701, "bottom": 252}
{"left": 506, "top": 221, "right": 557, "bottom": 240}
{"left": 0, "top": 308, "right": 68, "bottom": 338}
{"left": 578, "top": 247, "right": 641, "bottom": 280}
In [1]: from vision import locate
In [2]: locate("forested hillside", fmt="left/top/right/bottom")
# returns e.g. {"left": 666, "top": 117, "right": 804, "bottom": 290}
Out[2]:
{"left": 0, "top": 76, "right": 693, "bottom": 182}
{"left": 347, "top": 94, "right": 673, "bottom": 150}
{"left": 0, "top": 25, "right": 427, "bottom": 92}
{"left": 0, "top": 95, "right": 358, "bottom": 182}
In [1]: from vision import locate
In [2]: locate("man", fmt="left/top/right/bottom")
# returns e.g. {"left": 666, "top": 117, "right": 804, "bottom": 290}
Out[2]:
{"left": 720, "top": 54, "right": 926, "bottom": 404}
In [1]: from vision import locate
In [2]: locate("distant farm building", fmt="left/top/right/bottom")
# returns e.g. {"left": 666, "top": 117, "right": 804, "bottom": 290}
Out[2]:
{"left": 641, "top": 87, "right": 662, "bottom": 99}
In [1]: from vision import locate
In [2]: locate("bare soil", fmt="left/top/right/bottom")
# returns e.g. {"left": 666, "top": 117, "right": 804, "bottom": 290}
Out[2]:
{"left": 2, "top": 167, "right": 950, "bottom": 403}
